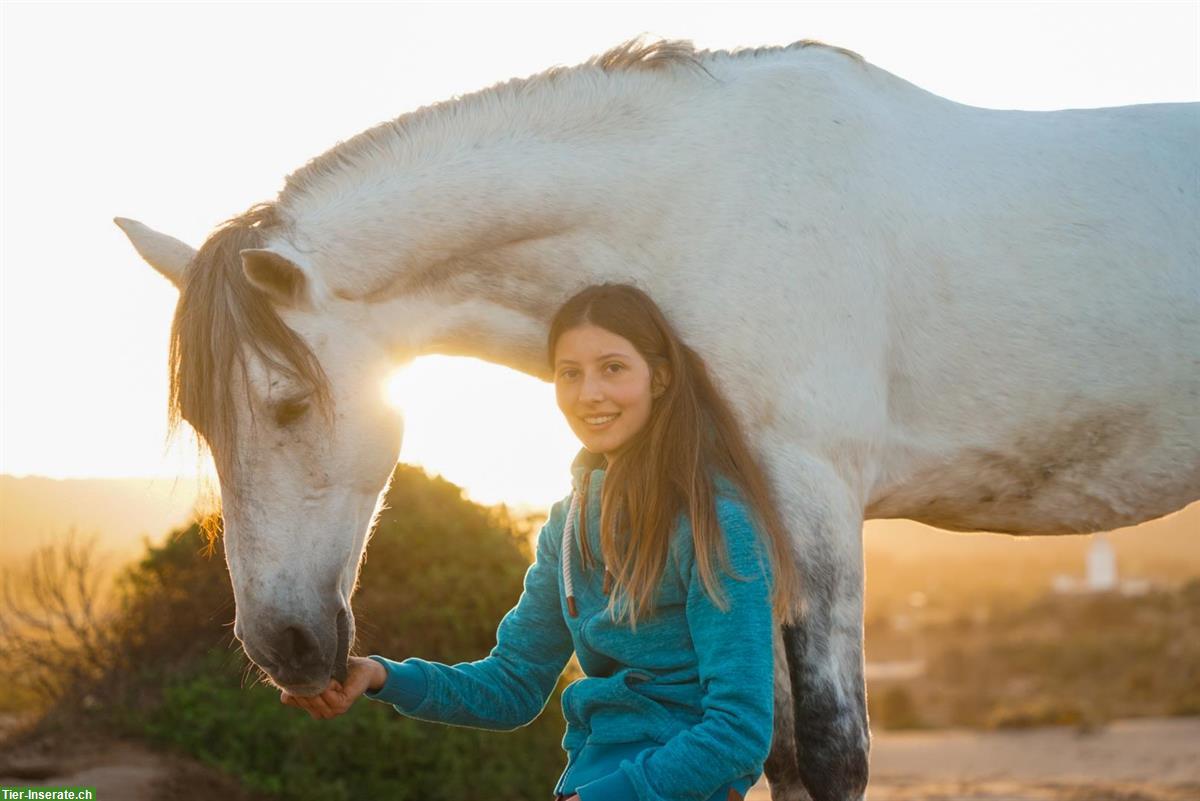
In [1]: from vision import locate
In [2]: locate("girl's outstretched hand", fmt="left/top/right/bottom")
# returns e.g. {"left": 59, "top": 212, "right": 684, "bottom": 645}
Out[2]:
{"left": 279, "top": 655, "right": 386, "bottom": 720}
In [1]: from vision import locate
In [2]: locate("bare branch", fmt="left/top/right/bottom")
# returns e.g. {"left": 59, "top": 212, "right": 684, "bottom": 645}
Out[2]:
{"left": 0, "top": 533, "right": 119, "bottom": 709}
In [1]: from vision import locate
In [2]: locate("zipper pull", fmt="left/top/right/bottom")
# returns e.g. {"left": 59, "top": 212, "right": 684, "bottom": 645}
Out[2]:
{"left": 567, "top": 595, "right": 578, "bottom": 617}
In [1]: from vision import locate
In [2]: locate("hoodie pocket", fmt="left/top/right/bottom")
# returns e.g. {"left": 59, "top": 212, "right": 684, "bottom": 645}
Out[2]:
{"left": 569, "top": 671, "right": 682, "bottom": 744}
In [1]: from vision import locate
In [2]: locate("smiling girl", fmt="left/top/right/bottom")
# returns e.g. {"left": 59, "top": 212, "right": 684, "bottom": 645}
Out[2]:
{"left": 282, "top": 283, "right": 801, "bottom": 801}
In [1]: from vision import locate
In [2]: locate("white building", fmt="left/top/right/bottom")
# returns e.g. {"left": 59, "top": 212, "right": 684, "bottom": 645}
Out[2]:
{"left": 1086, "top": 534, "right": 1117, "bottom": 591}
{"left": 1051, "top": 533, "right": 1151, "bottom": 596}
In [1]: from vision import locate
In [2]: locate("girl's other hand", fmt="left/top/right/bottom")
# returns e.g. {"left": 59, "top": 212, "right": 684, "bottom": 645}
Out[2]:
{"left": 279, "top": 655, "right": 385, "bottom": 720}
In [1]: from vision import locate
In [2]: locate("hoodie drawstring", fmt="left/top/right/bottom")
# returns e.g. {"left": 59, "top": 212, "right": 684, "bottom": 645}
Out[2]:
{"left": 562, "top": 490, "right": 580, "bottom": 617}
{"left": 562, "top": 482, "right": 613, "bottom": 618}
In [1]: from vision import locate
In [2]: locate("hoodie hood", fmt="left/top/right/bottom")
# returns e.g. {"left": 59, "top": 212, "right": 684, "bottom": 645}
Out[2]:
{"left": 569, "top": 447, "right": 608, "bottom": 493}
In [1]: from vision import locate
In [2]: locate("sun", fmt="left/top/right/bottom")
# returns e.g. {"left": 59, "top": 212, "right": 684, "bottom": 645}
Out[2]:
{"left": 383, "top": 355, "right": 580, "bottom": 509}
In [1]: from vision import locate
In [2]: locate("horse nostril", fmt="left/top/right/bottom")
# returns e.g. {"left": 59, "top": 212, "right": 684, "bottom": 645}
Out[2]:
{"left": 275, "top": 624, "right": 320, "bottom": 667}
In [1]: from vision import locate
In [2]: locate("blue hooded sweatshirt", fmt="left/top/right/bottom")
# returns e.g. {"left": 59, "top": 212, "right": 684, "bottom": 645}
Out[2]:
{"left": 364, "top": 447, "right": 776, "bottom": 801}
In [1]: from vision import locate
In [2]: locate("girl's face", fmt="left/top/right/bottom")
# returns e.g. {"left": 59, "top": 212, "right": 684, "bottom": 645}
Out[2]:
{"left": 554, "top": 324, "right": 664, "bottom": 461}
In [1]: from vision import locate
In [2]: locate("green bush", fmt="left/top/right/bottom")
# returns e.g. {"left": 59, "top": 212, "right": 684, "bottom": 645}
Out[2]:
{"left": 71, "top": 464, "right": 572, "bottom": 799}
{"left": 140, "top": 648, "right": 565, "bottom": 801}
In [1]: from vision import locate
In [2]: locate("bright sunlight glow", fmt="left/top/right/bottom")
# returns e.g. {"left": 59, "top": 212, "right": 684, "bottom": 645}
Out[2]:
{"left": 386, "top": 356, "right": 581, "bottom": 509}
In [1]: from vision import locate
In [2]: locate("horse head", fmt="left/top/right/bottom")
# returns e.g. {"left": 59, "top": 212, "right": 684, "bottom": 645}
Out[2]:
{"left": 116, "top": 212, "right": 404, "bottom": 695}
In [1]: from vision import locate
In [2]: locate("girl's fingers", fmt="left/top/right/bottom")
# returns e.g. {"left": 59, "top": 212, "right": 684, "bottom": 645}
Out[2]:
{"left": 280, "top": 684, "right": 353, "bottom": 719}
{"left": 311, "top": 692, "right": 338, "bottom": 719}
{"left": 327, "top": 692, "right": 351, "bottom": 716}
{"left": 282, "top": 691, "right": 324, "bottom": 718}
{"left": 324, "top": 683, "right": 355, "bottom": 712}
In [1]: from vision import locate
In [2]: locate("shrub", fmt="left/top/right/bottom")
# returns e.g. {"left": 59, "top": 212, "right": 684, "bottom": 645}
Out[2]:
{"left": 44, "top": 464, "right": 573, "bottom": 798}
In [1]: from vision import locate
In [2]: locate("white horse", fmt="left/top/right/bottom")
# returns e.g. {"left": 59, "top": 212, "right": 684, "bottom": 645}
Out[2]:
{"left": 116, "top": 38, "right": 1199, "bottom": 801}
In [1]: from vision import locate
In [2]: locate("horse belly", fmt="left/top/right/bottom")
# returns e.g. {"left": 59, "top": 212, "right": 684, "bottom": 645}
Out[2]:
{"left": 867, "top": 401, "right": 1200, "bottom": 534}
{"left": 866, "top": 272, "right": 1200, "bottom": 534}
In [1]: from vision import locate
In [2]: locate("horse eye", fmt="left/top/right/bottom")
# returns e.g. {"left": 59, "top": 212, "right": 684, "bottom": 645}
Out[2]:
{"left": 274, "top": 399, "right": 310, "bottom": 427}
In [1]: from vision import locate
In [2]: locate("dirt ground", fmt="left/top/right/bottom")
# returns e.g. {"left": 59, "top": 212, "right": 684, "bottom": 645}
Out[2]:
{"left": 749, "top": 717, "right": 1200, "bottom": 801}
{"left": 1, "top": 717, "right": 1197, "bottom": 800}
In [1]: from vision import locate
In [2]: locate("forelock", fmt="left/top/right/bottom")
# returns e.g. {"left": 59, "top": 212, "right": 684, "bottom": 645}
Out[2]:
{"left": 167, "top": 203, "right": 332, "bottom": 474}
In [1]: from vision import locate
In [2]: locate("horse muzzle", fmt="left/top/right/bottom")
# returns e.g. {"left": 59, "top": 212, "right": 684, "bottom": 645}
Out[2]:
{"left": 240, "top": 605, "right": 353, "bottom": 694}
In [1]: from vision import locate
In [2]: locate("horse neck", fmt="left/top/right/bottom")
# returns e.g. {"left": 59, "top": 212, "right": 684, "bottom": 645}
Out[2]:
{"left": 279, "top": 72, "right": 713, "bottom": 379}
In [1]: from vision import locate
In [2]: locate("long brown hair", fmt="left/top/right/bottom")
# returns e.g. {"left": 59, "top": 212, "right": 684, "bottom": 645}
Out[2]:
{"left": 547, "top": 283, "right": 801, "bottom": 629}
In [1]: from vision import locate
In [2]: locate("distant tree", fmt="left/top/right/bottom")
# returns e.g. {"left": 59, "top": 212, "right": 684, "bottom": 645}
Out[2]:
{"left": 0, "top": 530, "right": 117, "bottom": 709}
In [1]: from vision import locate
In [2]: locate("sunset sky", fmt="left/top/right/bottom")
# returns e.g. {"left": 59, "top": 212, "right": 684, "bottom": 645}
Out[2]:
{"left": 2, "top": 2, "right": 1197, "bottom": 509}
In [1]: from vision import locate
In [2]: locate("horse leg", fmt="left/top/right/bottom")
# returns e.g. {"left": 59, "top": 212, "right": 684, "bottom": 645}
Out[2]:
{"left": 763, "top": 622, "right": 812, "bottom": 801}
{"left": 770, "top": 457, "right": 870, "bottom": 801}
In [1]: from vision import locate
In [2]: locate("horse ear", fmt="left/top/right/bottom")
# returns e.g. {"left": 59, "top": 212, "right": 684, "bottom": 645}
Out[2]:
{"left": 241, "top": 248, "right": 308, "bottom": 307}
{"left": 113, "top": 217, "right": 196, "bottom": 288}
